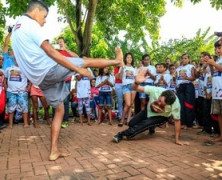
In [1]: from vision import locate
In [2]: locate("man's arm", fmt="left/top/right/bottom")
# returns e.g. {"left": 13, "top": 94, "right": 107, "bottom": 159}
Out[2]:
{"left": 3, "top": 33, "right": 11, "bottom": 53}
{"left": 174, "top": 120, "right": 189, "bottom": 145}
{"left": 41, "top": 41, "right": 91, "bottom": 78}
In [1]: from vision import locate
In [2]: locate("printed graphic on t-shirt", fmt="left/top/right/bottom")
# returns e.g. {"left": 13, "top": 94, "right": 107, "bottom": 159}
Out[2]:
{"left": 157, "top": 80, "right": 167, "bottom": 88}
{"left": 82, "top": 76, "right": 89, "bottom": 80}
{"left": 125, "top": 70, "right": 134, "bottom": 79}
{"left": 193, "top": 80, "right": 198, "bottom": 91}
{"left": 213, "top": 71, "right": 222, "bottom": 77}
{"left": 207, "top": 76, "right": 212, "bottom": 89}
{"left": 177, "top": 69, "right": 187, "bottom": 80}
{"left": 101, "top": 85, "right": 110, "bottom": 91}
{"left": 9, "top": 70, "right": 22, "bottom": 82}
{"left": 215, "top": 87, "right": 222, "bottom": 98}
{"left": 169, "top": 79, "right": 176, "bottom": 89}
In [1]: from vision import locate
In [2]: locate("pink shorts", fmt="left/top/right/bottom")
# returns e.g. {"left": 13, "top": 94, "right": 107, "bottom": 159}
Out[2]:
{"left": 30, "top": 85, "right": 44, "bottom": 97}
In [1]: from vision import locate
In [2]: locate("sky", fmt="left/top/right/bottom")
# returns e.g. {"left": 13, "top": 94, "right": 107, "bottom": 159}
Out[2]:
{"left": 3, "top": 0, "right": 222, "bottom": 43}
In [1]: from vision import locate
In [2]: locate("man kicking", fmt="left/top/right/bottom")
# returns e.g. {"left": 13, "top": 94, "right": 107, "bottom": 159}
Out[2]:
{"left": 11, "top": 1, "right": 123, "bottom": 161}
{"left": 113, "top": 68, "right": 188, "bottom": 145}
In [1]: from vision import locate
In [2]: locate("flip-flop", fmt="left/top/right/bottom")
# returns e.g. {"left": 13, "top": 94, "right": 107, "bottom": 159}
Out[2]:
{"left": 49, "top": 152, "right": 71, "bottom": 161}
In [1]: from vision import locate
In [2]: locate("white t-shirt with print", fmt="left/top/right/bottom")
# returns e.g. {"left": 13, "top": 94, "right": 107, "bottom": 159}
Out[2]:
{"left": 4, "top": 66, "right": 27, "bottom": 93}
{"left": 212, "top": 57, "right": 222, "bottom": 99}
{"left": 119, "top": 66, "right": 137, "bottom": 86}
{"left": 168, "top": 75, "right": 176, "bottom": 92}
{"left": 154, "top": 73, "right": 171, "bottom": 89}
{"left": 176, "top": 64, "right": 194, "bottom": 86}
{"left": 11, "top": 15, "right": 57, "bottom": 85}
{"left": 76, "top": 68, "right": 93, "bottom": 98}
{"left": 95, "top": 75, "right": 114, "bottom": 92}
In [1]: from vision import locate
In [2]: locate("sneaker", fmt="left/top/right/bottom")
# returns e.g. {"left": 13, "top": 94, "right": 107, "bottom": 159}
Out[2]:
{"left": 61, "top": 122, "right": 68, "bottom": 128}
{"left": 113, "top": 133, "right": 123, "bottom": 143}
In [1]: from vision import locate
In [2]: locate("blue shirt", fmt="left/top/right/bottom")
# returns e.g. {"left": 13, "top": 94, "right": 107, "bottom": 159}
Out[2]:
{"left": 2, "top": 53, "right": 15, "bottom": 71}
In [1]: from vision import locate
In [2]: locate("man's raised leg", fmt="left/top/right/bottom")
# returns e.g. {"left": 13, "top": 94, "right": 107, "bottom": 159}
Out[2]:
{"left": 49, "top": 103, "right": 71, "bottom": 161}
{"left": 82, "top": 47, "right": 124, "bottom": 68}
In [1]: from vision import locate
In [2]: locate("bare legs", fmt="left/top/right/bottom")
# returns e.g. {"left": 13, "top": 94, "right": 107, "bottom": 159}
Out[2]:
{"left": 213, "top": 114, "right": 222, "bottom": 142}
{"left": 31, "top": 95, "right": 50, "bottom": 128}
{"left": 49, "top": 103, "right": 71, "bottom": 161}
{"left": 7, "top": 112, "right": 29, "bottom": 128}
{"left": 119, "top": 91, "right": 136, "bottom": 126}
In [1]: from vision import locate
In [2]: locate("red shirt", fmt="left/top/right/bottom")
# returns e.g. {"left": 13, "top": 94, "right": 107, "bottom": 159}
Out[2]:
{"left": 113, "top": 67, "right": 122, "bottom": 83}
{"left": 58, "top": 50, "right": 72, "bottom": 82}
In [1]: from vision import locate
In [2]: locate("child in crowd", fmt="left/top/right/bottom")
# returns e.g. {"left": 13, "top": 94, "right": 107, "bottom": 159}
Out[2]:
{"left": 3, "top": 60, "right": 30, "bottom": 128}
{"left": 168, "top": 64, "right": 177, "bottom": 92}
{"left": 118, "top": 53, "right": 137, "bottom": 126}
{"left": 71, "top": 88, "right": 78, "bottom": 122}
{"left": 90, "top": 79, "right": 99, "bottom": 120}
{"left": 30, "top": 84, "right": 50, "bottom": 128}
{"left": 154, "top": 63, "right": 171, "bottom": 89}
{"left": 139, "top": 54, "right": 156, "bottom": 111}
{"left": 206, "top": 40, "right": 222, "bottom": 141}
{"left": 96, "top": 67, "right": 114, "bottom": 125}
{"left": 176, "top": 53, "right": 196, "bottom": 129}
{"left": 76, "top": 68, "right": 93, "bottom": 126}
{"left": 155, "top": 63, "right": 161, "bottom": 75}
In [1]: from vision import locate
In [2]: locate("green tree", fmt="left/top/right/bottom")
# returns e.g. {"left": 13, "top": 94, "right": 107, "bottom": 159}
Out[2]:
{"left": 0, "top": 1, "right": 6, "bottom": 47}
{"left": 148, "top": 28, "right": 217, "bottom": 64}
{"left": 3, "top": 0, "right": 222, "bottom": 56}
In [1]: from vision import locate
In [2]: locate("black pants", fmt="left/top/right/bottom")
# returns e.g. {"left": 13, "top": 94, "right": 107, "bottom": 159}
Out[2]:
{"left": 196, "top": 96, "right": 205, "bottom": 126}
{"left": 177, "top": 83, "right": 195, "bottom": 127}
{"left": 119, "top": 110, "right": 168, "bottom": 138}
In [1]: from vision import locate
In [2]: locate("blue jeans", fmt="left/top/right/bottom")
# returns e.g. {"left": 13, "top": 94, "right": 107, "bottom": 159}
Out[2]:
{"left": 99, "top": 92, "right": 112, "bottom": 106}
{"left": 63, "top": 81, "right": 71, "bottom": 122}
{"left": 115, "top": 83, "right": 123, "bottom": 119}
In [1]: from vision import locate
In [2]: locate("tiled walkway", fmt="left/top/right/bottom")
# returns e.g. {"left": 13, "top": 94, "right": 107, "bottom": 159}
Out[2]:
{"left": 0, "top": 120, "right": 222, "bottom": 180}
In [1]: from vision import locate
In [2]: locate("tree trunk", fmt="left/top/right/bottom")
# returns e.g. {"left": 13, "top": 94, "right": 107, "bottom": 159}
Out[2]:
{"left": 82, "top": 0, "right": 98, "bottom": 57}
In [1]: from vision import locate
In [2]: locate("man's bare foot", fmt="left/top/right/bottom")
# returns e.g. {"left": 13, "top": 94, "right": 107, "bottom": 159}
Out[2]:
{"left": 23, "top": 124, "right": 29, "bottom": 128}
{"left": 33, "top": 123, "right": 40, "bottom": 128}
{"left": 109, "top": 121, "right": 113, "bottom": 125}
{"left": 213, "top": 136, "right": 222, "bottom": 142}
{"left": 49, "top": 151, "right": 71, "bottom": 161}
{"left": 115, "top": 47, "right": 124, "bottom": 67}
{"left": 87, "top": 122, "right": 92, "bottom": 126}
{"left": 7, "top": 125, "right": 13, "bottom": 129}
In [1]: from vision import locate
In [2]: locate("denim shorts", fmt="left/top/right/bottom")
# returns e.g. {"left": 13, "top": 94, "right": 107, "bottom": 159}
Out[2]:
{"left": 99, "top": 92, "right": 112, "bottom": 106}
{"left": 7, "top": 91, "right": 28, "bottom": 113}
{"left": 139, "top": 82, "right": 153, "bottom": 99}
{"left": 122, "top": 84, "right": 135, "bottom": 94}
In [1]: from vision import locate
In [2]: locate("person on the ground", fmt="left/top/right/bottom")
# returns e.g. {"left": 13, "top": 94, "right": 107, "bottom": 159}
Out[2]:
{"left": 11, "top": 1, "right": 123, "bottom": 161}
{"left": 113, "top": 68, "right": 189, "bottom": 145}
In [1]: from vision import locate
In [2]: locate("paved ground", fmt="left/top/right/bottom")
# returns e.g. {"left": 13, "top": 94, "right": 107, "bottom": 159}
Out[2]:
{"left": 0, "top": 119, "right": 222, "bottom": 180}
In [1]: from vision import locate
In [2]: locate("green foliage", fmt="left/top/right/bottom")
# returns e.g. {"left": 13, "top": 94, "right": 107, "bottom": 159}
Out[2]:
{"left": 0, "top": 1, "right": 6, "bottom": 47}
{"left": 149, "top": 28, "right": 217, "bottom": 64}
{"left": 172, "top": 0, "right": 222, "bottom": 9}
{"left": 4, "top": 0, "right": 55, "bottom": 18}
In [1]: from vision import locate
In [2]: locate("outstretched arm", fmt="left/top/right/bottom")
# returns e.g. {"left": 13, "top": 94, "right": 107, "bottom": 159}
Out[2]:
{"left": 3, "top": 33, "right": 12, "bottom": 53}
